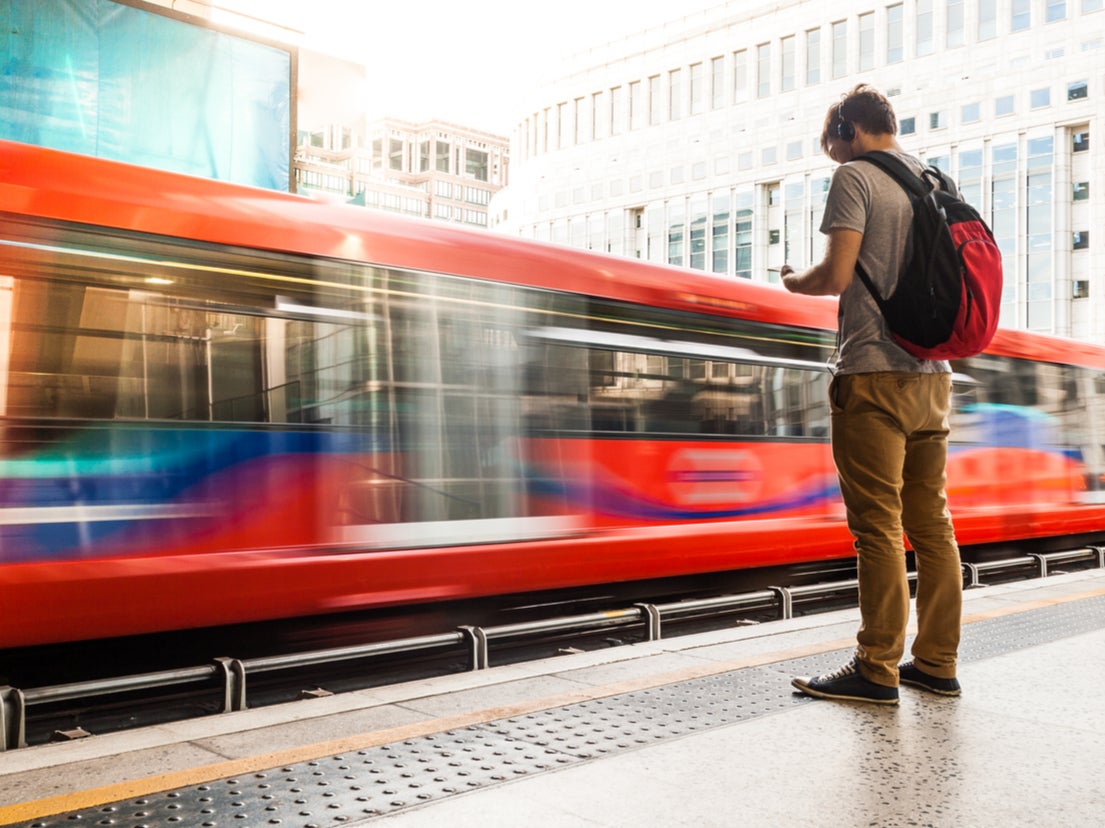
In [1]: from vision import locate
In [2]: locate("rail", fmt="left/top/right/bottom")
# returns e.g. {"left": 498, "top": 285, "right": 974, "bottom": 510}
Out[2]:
{"left": 2, "top": 546, "right": 1101, "bottom": 751}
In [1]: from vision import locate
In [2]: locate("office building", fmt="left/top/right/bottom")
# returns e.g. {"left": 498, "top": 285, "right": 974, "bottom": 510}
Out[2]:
{"left": 296, "top": 118, "right": 510, "bottom": 227}
{"left": 497, "top": 0, "right": 1104, "bottom": 342}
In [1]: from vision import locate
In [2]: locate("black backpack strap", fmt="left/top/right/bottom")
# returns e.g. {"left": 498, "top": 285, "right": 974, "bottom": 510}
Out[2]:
{"left": 849, "top": 151, "right": 936, "bottom": 304}
{"left": 852, "top": 150, "right": 932, "bottom": 199}
{"left": 853, "top": 261, "right": 887, "bottom": 304}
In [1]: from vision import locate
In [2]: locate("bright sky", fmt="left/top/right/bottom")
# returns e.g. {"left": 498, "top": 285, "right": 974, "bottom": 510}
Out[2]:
{"left": 218, "top": 0, "right": 729, "bottom": 135}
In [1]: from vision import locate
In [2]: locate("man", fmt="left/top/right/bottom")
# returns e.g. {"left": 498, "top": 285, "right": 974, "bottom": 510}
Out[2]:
{"left": 783, "top": 84, "right": 963, "bottom": 704}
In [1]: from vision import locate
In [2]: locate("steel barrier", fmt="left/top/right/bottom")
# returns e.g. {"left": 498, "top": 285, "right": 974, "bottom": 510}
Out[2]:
{"left": 3, "top": 548, "right": 1102, "bottom": 751}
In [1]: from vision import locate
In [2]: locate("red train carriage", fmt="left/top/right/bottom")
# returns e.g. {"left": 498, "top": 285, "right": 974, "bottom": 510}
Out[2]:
{"left": 2, "top": 140, "right": 1104, "bottom": 648}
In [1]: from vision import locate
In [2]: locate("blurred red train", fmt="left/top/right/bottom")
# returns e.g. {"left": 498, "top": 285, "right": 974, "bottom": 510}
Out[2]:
{"left": 2, "top": 140, "right": 1104, "bottom": 649}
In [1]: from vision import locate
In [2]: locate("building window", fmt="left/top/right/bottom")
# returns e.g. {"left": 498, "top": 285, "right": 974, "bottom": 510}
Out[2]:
{"left": 1073, "top": 181, "right": 1090, "bottom": 200}
{"left": 711, "top": 193, "right": 729, "bottom": 275}
{"left": 958, "top": 148, "right": 984, "bottom": 208}
{"left": 690, "top": 199, "right": 707, "bottom": 270}
{"left": 930, "top": 111, "right": 948, "bottom": 129}
{"left": 1026, "top": 137, "right": 1054, "bottom": 332}
{"left": 649, "top": 76, "right": 662, "bottom": 126}
{"left": 806, "top": 28, "right": 821, "bottom": 85}
{"left": 995, "top": 94, "right": 1015, "bottom": 116}
{"left": 628, "top": 82, "right": 642, "bottom": 130}
{"left": 611, "top": 86, "right": 626, "bottom": 134}
{"left": 711, "top": 56, "right": 725, "bottom": 109}
{"left": 781, "top": 37, "right": 795, "bottom": 92}
{"left": 757, "top": 43, "right": 771, "bottom": 97}
{"left": 859, "top": 13, "right": 874, "bottom": 70}
{"left": 784, "top": 182, "right": 804, "bottom": 268}
{"left": 580, "top": 96, "right": 595, "bottom": 142}
{"left": 690, "top": 63, "right": 704, "bottom": 115}
{"left": 947, "top": 0, "right": 965, "bottom": 47}
{"left": 808, "top": 176, "right": 830, "bottom": 265}
{"left": 465, "top": 187, "right": 490, "bottom": 205}
{"left": 1073, "top": 280, "right": 1090, "bottom": 299}
{"left": 592, "top": 91, "right": 605, "bottom": 140}
{"left": 979, "top": 0, "right": 997, "bottom": 39}
{"left": 787, "top": 141, "right": 803, "bottom": 160}
{"left": 389, "top": 138, "right": 404, "bottom": 171}
{"left": 1068, "top": 81, "right": 1088, "bottom": 100}
{"left": 1073, "top": 230, "right": 1090, "bottom": 250}
{"left": 668, "top": 202, "right": 685, "bottom": 266}
{"left": 886, "top": 6, "right": 903, "bottom": 63}
{"left": 735, "top": 191, "right": 753, "bottom": 278}
{"left": 1031, "top": 87, "right": 1051, "bottom": 108}
{"left": 669, "top": 69, "right": 683, "bottom": 119}
{"left": 962, "top": 102, "right": 981, "bottom": 123}
{"left": 1012, "top": 0, "right": 1031, "bottom": 29}
{"left": 832, "top": 20, "right": 848, "bottom": 77}
{"left": 1083, "top": 0, "right": 1104, "bottom": 13}
{"left": 1073, "top": 130, "right": 1090, "bottom": 151}
{"left": 916, "top": 0, "right": 934, "bottom": 56}
{"left": 733, "top": 50, "right": 748, "bottom": 101}
{"left": 762, "top": 146, "right": 777, "bottom": 166}
{"left": 991, "top": 142, "right": 1017, "bottom": 322}
{"left": 900, "top": 117, "right": 916, "bottom": 135}
{"left": 1047, "top": 0, "right": 1067, "bottom": 22}
{"left": 465, "top": 149, "right": 489, "bottom": 181}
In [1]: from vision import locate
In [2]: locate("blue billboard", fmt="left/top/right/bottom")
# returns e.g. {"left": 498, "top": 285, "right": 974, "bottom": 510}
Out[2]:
{"left": 0, "top": 0, "right": 294, "bottom": 190}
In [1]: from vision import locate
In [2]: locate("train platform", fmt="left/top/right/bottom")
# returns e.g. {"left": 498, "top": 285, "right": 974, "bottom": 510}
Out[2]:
{"left": 2, "top": 567, "right": 1104, "bottom": 827}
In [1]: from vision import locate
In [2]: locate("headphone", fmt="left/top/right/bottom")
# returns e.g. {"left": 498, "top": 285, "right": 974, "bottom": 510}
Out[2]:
{"left": 836, "top": 98, "right": 856, "bottom": 142}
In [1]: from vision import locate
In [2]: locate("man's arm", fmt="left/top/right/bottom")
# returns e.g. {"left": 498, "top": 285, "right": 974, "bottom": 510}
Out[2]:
{"left": 781, "top": 227, "right": 862, "bottom": 296}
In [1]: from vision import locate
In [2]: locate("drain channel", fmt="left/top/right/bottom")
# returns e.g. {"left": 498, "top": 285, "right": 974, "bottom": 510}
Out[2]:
{"left": 13, "top": 594, "right": 1105, "bottom": 828}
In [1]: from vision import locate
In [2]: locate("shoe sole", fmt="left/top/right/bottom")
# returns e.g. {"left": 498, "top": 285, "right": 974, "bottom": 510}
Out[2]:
{"left": 899, "top": 676, "right": 961, "bottom": 697}
{"left": 791, "top": 677, "right": 899, "bottom": 705}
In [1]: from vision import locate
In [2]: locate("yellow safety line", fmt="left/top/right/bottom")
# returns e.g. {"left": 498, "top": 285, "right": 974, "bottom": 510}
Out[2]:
{"left": 2, "top": 585, "right": 1103, "bottom": 824}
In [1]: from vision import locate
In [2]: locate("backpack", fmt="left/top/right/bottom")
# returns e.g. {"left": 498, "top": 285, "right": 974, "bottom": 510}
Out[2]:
{"left": 852, "top": 150, "right": 1003, "bottom": 361}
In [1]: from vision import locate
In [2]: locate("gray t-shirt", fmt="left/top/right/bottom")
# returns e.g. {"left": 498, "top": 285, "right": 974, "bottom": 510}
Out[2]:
{"left": 820, "top": 150, "right": 952, "bottom": 375}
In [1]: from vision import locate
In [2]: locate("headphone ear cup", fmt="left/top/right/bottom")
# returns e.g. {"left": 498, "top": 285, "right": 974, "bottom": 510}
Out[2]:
{"left": 837, "top": 120, "right": 855, "bottom": 142}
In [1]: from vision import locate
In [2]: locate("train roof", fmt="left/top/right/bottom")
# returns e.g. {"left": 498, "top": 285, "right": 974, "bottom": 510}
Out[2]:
{"left": 2, "top": 140, "right": 1103, "bottom": 372}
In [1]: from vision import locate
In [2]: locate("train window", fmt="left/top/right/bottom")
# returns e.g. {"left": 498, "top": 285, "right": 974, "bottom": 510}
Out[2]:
{"left": 3, "top": 276, "right": 368, "bottom": 424}
{"left": 524, "top": 336, "right": 829, "bottom": 439}
{"left": 519, "top": 301, "right": 833, "bottom": 439}
{"left": 951, "top": 357, "right": 1105, "bottom": 495}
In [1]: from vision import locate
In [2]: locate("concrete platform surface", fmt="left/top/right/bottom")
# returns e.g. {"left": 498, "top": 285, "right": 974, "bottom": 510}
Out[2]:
{"left": 1, "top": 567, "right": 1103, "bottom": 827}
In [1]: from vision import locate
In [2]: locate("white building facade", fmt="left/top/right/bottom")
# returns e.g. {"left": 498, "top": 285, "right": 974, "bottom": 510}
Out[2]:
{"left": 296, "top": 118, "right": 509, "bottom": 228}
{"left": 496, "top": 0, "right": 1105, "bottom": 343}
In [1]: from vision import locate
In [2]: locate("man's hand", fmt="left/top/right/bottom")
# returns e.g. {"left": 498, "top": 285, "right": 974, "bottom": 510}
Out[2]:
{"left": 780, "top": 265, "right": 799, "bottom": 293}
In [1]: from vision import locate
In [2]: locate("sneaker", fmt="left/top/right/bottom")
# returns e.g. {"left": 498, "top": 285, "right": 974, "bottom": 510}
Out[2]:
{"left": 791, "top": 658, "right": 899, "bottom": 705}
{"left": 898, "top": 661, "right": 961, "bottom": 696}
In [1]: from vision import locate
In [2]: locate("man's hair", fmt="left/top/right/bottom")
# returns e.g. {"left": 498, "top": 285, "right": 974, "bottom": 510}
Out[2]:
{"left": 820, "top": 84, "right": 897, "bottom": 152}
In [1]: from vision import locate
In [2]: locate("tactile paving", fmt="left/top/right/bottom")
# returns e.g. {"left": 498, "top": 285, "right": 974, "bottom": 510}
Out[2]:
{"left": 15, "top": 593, "right": 1105, "bottom": 828}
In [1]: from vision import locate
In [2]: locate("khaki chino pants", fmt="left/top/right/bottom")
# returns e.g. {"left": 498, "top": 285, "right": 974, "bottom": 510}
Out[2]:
{"left": 830, "top": 371, "right": 962, "bottom": 687}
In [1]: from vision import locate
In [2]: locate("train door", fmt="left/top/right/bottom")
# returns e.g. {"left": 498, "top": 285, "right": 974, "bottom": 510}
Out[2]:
{"left": 521, "top": 324, "right": 834, "bottom": 529}
{"left": 949, "top": 355, "right": 1092, "bottom": 531}
{"left": 326, "top": 267, "right": 587, "bottom": 551}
